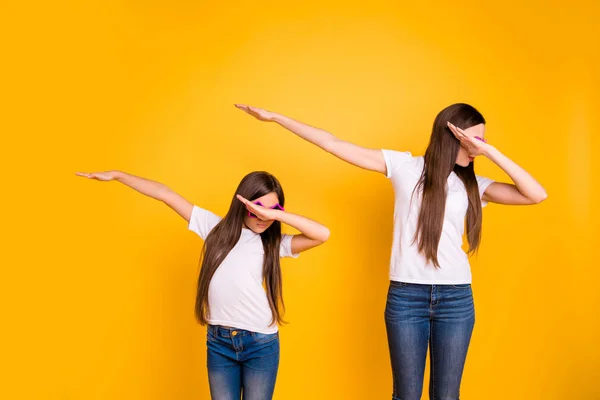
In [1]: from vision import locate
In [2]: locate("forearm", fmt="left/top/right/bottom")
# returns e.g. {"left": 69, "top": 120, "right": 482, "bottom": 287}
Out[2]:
{"left": 275, "top": 211, "right": 330, "bottom": 242}
{"left": 271, "top": 113, "right": 386, "bottom": 173}
{"left": 114, "top": 171, "right": 173, "bottom": 202}
{"left": 484, "top": 147, "right": 547, "bottom": 203}
{"left": 272, "top": 113, "right": 339, "bottom": 151}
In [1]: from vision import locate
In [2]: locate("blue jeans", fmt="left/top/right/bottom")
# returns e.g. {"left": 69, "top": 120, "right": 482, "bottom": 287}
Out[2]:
{"left": 385, "top": 281, "right": 475, "bottom": 400}
{"left": 206, "top": 325, "right": 280, "bottom": 400}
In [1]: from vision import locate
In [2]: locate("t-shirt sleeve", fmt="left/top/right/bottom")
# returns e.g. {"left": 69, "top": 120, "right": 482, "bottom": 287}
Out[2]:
{"left": 381, "top": 150, "right": 413, "bottom": 179}
{"left": 476, "top": 175, "right": 495, "bottom": 207}
{"left": 279, "top": 234, "right": 300, "bottom": 259}
{"left": 188, "top": 205, "right": 222, "bottom": 240}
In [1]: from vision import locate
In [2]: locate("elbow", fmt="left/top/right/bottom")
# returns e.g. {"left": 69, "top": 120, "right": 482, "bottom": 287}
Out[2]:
{"left": 157, "top": 186, "right": 174, "bottom": 202}
{"left": 322, "top": 137, "right": 341, "bottom": 154}
{"left": 318, "top": 227, "right": 331, "bottom": 243}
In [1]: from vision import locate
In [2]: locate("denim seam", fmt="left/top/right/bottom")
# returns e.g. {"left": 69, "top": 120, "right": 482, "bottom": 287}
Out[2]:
{"left": 250, "top": 332, "right": 279, "bottom": 344}
{"left": 430, "top": 320, "right": 436, "bottom": 400}
{"left": 231, "top": 330, "right": 243, "bottom": 360}
{"left": 451, "top": 284, "right": 471, "bottom": 289}
{"left": 391, "top": 354, "right": 397, "bottom": 397}
{"left": 207, "top": 326, "right": 217, "bottom": 342}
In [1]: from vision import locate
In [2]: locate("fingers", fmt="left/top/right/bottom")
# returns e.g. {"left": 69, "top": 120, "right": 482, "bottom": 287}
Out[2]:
{"left": 446, "top": 121, "right": 458, "bottom": 137}
{"left": 238, "top": 196, "right": 264, "bottom": 217}
{"left": 236, "top": 194, "right": 257, "bottom": 210}
{"left": 446, "top": 122, "right": 458, "bottom": 133}
{"left": 236, "top": 194, "right": 266, "bottom": 214}
{"left": 447, "top": 122, "right": 470, "bottom": 145}
{"left": 235, "top": 104, "right": 265, "bottom": 119}
{"left": 447, "top": 122, "right": 462, "bottom": 135}
{"left": 235, "top": 104, "right": 256, "bottom": 113}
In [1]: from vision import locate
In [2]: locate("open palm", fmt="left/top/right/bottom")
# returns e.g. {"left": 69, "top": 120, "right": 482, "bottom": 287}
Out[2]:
{"left": 236, "top": 195, "right": 279, "bottom": 220}
{"left": 447, "top": 122, "right": 490, "bottom": 156}
{"left": 235, "top": 104, "right": 276, "bottom": 122}
{"left": 75, "top": 171, "right": 116, "bottom": 181}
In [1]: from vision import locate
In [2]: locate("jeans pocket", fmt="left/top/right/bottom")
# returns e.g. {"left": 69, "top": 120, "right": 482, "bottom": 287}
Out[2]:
{"left": 207, "top": 326, "right": 218, "bottom": 343}
{"left": 251, "top": 332, "right": 279, "bottom": 344}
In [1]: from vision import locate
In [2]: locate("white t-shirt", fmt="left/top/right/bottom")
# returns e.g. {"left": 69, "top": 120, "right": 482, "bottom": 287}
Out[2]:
{"left": 188, "top": 206, "right": 298, "bottom": 334}
{"left": 382, "top": 150, "right": 494, "bottom": 284}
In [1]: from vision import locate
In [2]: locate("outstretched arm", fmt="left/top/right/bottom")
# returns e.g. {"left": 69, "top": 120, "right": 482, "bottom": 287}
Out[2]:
{"left": 76, "top": 171, "right": 194, "bottom": 221}
{"left": 236, "top": 104, "right": 387, "bottom": 175}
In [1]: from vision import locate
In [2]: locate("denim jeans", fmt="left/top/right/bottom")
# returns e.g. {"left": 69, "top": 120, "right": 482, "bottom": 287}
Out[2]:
{"left": 206, "top": 325, "right": 280, "bottom": 400}
{"left": 385, "top": 281, "right": 475, "bottom": 400}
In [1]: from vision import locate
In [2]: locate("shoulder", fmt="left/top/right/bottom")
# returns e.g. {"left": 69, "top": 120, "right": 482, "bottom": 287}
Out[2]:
{"left": 381, "top": 150, "right": 422, "bottom": 178}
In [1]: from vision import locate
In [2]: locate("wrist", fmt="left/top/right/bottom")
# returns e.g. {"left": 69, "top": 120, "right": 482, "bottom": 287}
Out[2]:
{"left": 111, "top": 170, "right": 125, "bottom": 181}
{"left": 268, "top": 208, "right": 291, "bottom": 224}
{"left": 270, "top": 112, "right": 284, "bottom": 124}
{"left": 271, "top": 209, "right": 286, "bottom": 221}
{"left": 482, "top": 144, "right": 497, "bottom": 158}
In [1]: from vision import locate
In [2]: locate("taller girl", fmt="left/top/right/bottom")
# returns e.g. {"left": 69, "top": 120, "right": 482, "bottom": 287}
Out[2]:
{"left": 236, "top": 103, "right": 547, "bottom": 400}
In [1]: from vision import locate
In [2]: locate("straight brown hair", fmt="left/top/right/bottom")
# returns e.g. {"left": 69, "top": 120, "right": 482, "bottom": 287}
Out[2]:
{"left": 413, "top": 103, "right": 486, "bottom": 267}
{"left": 195, "top": 171, "right": 286, "bottom": 326}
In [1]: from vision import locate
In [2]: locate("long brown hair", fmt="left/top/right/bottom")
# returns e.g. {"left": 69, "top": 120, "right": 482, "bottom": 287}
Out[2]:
{"left": 195, "top": 171, "right": 286, "bottom": 326}
{"left": 413, "top": 103, "right": 486, "bottom": 267}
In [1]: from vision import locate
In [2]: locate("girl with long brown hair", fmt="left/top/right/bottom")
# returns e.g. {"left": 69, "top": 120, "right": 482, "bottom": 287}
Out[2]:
{"left": 236, "top": 103, "right": 547, "bottom": 400}
{"left": 75, "top": 170, "right": 330, "bottom": 400}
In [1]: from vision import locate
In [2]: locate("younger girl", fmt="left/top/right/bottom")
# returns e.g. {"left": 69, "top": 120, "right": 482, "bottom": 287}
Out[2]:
{"left": 76, "top": 170, "right": 330, "bottom": 400}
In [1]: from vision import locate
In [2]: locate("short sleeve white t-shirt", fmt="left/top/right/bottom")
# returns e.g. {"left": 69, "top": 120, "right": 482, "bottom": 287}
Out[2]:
{"left": 382, "top": 150, "right": 494, "bottom": 284}
{"left": 188, "top": 206, "right": 298, "bottom": 334}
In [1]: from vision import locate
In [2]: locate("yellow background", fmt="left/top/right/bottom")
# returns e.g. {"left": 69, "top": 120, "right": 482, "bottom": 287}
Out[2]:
{"left": 2, "top": 1, "right": 599, "bottom": 399}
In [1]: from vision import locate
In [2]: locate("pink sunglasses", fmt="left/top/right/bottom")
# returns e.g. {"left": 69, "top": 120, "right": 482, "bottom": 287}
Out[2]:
{"left": 474, "top": 136, "right": 487, "bottom": 143}
{"left": 248, "top": 200, "right": 285, "bottom": 218}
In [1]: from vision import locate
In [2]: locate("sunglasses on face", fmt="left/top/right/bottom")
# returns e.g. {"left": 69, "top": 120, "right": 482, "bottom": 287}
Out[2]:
{"left": 248, "top": 200, "right": 285, "bottom": 218}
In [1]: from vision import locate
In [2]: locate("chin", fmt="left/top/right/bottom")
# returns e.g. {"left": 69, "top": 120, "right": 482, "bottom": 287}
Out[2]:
{"left": 251, "top": 225, "right": 270, "bottom": 234}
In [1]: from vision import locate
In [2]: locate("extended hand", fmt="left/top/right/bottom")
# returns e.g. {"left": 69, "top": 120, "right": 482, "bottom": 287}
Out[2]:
{"left": 235, "top": 104, "right": 277, "bottom": 122}
{"left": 75, "top": 171, "right": 117, "bottom": 181}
